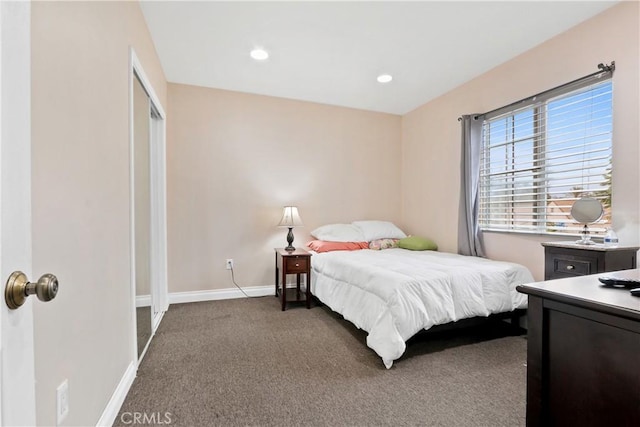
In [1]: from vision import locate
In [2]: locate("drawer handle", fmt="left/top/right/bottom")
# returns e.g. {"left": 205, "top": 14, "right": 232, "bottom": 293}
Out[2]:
{"left": 566, "top": 265, "right": 575, "bottom": 270}
{"left": 295, "top": 263, "right": 299, "bottom": 267}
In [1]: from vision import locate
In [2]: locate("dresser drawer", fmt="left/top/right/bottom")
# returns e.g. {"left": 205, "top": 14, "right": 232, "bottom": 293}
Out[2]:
{"left": 553, "top": 257, "right": 593, "bottom": 276}
{"left": 285, "top": 256, "right": 309, "bottom": 273}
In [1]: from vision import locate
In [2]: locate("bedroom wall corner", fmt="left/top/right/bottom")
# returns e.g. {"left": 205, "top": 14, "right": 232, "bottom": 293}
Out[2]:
{"left": 31, "top": 1, "right": 167, "bottom": 425}
{"left": 166, "top": 84, "right": 402, "bottom": 295}
{"left": 400, "top": 99, "right": 462, "bottom": 254}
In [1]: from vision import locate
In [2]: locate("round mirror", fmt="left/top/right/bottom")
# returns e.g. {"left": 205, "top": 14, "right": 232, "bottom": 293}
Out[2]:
{"left": 570, "top": 197, "right": 603, "bottom": 223}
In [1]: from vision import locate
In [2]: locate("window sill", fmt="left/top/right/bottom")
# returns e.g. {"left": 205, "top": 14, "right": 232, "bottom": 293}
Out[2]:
{"left": 480, "top": 228, "right": 604, "bottom": 242}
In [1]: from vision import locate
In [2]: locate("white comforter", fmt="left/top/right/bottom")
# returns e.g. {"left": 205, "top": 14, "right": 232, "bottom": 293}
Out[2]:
{"left": 310, "top": 249, "right": 533, "bottom": 368}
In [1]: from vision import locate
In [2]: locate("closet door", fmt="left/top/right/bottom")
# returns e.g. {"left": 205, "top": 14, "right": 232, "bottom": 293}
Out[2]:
{"left": 133, "top": 74, "right": 152, "bottom": 359}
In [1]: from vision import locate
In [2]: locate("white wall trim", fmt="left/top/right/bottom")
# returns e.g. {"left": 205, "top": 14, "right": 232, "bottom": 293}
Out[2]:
{"left": 95, "top": 361, "right": 136, "bottom": 427}
{"left": 128, "top": 47, "right": 169, "bottom": 365}
{"left": 128, "top": 48, "right": 139, "bottom": 367}
{"left": 135, "top": 294, "right": 151, "bottom": 308}
{"left": 169, "top": 286, "right": 274, "bottom": 304}
{"left": 130, "top": 51, "right": 165, "bottom": 120}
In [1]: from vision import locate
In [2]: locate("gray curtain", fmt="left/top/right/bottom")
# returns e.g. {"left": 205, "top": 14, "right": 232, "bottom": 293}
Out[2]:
{"left": 458, "top": 114, "right": 485, "bottom": 257}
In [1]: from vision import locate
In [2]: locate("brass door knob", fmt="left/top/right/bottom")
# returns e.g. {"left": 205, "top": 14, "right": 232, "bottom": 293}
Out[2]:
{"left": 5, "top": 271, "right": 59, "bottom": 310}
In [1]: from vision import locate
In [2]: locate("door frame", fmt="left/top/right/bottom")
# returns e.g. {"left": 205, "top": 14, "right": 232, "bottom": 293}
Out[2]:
{"left": 128, "top": 48, "right": 168, "bottom": 365}
{"left": 149, "top": 104, "right": 167, "bottom": 332}
{"left": 0, "top": 1, "right": 37, "bottom": 425}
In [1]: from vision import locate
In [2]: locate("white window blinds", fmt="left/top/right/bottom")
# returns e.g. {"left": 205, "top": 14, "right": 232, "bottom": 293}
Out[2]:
{"left": 479, "top": 79, "right": 612, "bottom": 235}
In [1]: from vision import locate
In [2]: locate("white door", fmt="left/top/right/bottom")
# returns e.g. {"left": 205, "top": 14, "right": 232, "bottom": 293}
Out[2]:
{"left": 0, "top": 2, "right": 38, "bottom": 425}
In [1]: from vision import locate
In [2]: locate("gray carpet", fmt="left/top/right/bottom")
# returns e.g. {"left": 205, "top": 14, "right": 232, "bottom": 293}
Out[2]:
{"left": 115, "top": 297, "right": 527, "bottom": 426}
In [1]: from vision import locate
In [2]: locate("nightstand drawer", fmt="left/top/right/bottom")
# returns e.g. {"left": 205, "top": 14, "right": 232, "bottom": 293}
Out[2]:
{"left": 285, "top": 256, "right": 309, "bottom": 273}
{"left": 553, "top": 258, "right": 593, "bottom": 276}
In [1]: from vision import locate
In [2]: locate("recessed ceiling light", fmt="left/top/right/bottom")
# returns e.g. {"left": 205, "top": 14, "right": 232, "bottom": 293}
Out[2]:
{"left": 250, "top": 48, "right": 269, "bottom": 61}
{"left": 377, "top": 74, "right": 393, "bottom": 83}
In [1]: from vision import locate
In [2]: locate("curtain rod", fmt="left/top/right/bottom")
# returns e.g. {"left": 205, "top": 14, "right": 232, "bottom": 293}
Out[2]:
{"left": 457, "top": 61, "right": 615, "bottom": 122}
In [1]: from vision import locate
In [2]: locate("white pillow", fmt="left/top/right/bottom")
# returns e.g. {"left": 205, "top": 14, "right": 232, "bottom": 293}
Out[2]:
{"left": 352, "top": 220, "right": 407, "bottom": 241}
{"left": 310, "top": 223, "right": 367, "bottom": 242}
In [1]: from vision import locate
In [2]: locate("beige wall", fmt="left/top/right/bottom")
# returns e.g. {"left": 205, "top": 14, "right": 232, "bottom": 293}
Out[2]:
{"left": 167, "top": 84, "right": 401, "bottom": 292}
{"left": 31, "top": 1, "right": 166, "bottom": 425}
{"left": 401, "top": 2, "right": 640, "bottom": 281}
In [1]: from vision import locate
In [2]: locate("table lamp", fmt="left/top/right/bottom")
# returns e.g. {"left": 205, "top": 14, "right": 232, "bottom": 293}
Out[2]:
{"left": 277, "top": 206, "right": 303, "bottom": 251}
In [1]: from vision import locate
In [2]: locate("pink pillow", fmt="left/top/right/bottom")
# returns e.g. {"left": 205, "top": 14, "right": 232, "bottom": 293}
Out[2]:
{"left": 306, "top": 240, "right": 369, "bottom": 253}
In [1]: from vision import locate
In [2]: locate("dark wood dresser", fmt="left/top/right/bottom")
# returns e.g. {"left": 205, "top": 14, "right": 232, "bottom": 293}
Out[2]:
{"left": 517, "top": 270, "right": 640, "bottom": 426}
{"left": 542, "top": 241, "right": 638, "bottom": 280}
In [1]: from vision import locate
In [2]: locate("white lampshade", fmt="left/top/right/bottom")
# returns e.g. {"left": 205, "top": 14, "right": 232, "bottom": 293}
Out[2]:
{"left": 277, "top": 206, "right": 303, "bottom": 228}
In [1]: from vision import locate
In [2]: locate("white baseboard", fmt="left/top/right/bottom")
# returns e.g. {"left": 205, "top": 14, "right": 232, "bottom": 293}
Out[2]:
{"left": 169, "top": 285, "right": 274, "bottom": 304}
{"left": 135, "top": 294, "right": 151, "bottom": 308}
{"left": 96, "top": 360, "right": 136, "bottom": 427}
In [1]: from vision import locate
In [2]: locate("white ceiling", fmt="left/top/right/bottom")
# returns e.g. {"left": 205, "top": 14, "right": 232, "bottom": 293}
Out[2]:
{"left": 140, "top": 1, "right": 618, "bottom": 115}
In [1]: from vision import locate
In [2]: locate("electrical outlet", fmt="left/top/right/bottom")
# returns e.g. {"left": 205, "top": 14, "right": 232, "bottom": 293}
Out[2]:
{"left": 226, "top": 259, "right": 234, "bottom": 270}
{"left": 56, "top": 379, "right": 69, "bottom": 425}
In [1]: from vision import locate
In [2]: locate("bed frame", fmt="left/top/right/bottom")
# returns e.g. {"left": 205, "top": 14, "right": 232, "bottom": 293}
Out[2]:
{"left": 314, "top": 294, "right": 526, "bottom": 336}
{"left": 413, "top": 308, "right": 527, "bottom": 335}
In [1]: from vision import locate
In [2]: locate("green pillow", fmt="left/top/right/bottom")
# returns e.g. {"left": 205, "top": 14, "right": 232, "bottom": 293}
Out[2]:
{"left": 398, "top": 236, "right": 438, "bottom": 251}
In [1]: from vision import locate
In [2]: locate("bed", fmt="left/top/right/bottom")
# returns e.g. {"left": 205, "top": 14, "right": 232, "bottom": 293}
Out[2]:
{"left": 310, "top": 248, "right": 533, "bottom": 369}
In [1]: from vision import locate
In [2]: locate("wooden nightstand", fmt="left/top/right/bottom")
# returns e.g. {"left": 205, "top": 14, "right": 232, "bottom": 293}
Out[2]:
{"left": 274, "top": 248, "right": 312, "bottom": 311}
{"left": 542, "top": 241, "right": 639, "bottom": 280}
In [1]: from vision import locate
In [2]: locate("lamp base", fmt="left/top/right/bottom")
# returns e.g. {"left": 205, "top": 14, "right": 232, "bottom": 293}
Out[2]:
{"left": 285, "top": 227, "right": 295, "bottom": 251}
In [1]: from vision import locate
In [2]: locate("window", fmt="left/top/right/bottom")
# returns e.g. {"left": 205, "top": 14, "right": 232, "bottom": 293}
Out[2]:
{"left": 479, "top": 79, "right": 612, "bottom": 235}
